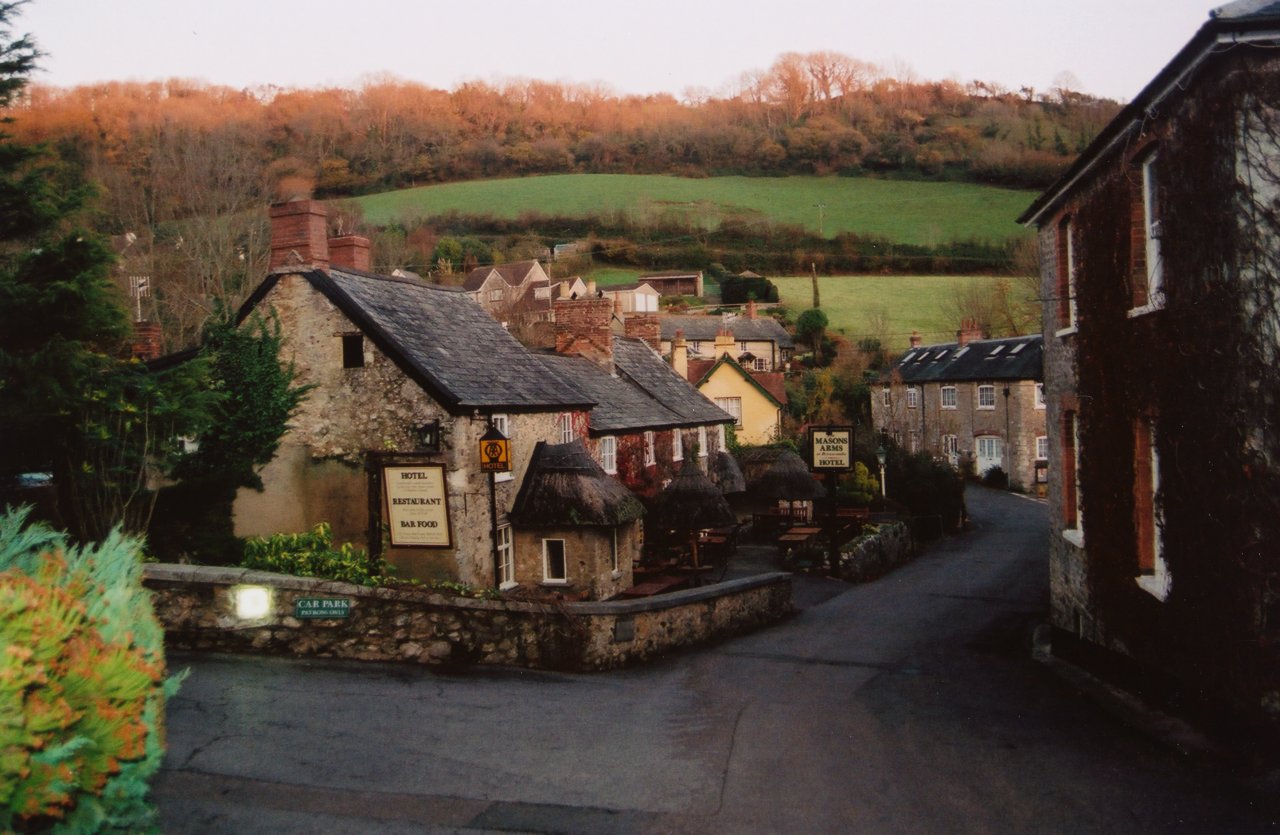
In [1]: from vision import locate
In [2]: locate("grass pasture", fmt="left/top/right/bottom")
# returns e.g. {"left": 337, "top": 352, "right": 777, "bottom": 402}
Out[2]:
{"left": 771, "top": 274, "right": 1037, "bottom": 351}
{"left": 356, "top": 174, "right": 1036, "bottom": 247}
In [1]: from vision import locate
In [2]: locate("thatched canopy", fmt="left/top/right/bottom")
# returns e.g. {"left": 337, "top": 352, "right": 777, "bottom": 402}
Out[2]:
{"left": 708, "top": 450, "right": 746, "bottom": 494}
{"left": 739, "top": 448, "right": 827, "bottom": 501}
{"left": 651, "top": 458, "right": 737, "bottom": 533}
{"left": 510, "top": 440, "right": 644, "bottom": 527}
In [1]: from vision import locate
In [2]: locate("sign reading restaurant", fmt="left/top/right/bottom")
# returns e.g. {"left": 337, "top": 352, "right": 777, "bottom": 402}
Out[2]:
{"left": 809, "top": 425, "right": 854, "bottom": 472}
{"left": 383, "top": 464, "right": 452, "bottom": 547}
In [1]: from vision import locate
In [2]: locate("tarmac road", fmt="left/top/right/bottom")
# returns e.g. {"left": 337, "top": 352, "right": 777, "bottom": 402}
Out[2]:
{"left": 154, "top": 487, "right": 1280, "bottom": 833}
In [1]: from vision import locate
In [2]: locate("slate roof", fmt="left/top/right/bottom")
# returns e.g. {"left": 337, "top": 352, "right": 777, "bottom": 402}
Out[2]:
{"left": 542, "top": 337, "right": 733, "bottom": 434}
{"left": 241, "top": 267, "right": 591, "bottom": 412}
{"left": 462, "top": 260, "right": 542, "bottom": 292}
{"left": 658, "top": 314, "right": 794, "bottom": 348}
{"left": 1021, "top": 3, "right": 1280, "bottom": 226}
{"left": 891, "top": 334, "right": 1043, "bottom": 384}
{"left": 612, "top": 336, "right": 734, "bottom": 427}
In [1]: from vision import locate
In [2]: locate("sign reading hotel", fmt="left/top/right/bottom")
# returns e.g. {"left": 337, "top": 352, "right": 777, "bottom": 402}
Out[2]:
{"left": 809, "top": 426, "right": 854, "bottom": 472}
{"left": 384, "top": 465, "right": 452, "bottom": 547}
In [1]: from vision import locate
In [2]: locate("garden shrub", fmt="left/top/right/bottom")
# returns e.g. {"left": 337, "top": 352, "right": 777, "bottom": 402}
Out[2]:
{"left": 0, "top": 506, "right": 176, "bottom": 833}
{"left": 241, "top": 522, "right": 391, "bottom": 586}
{"left": 884, "top": 445, "right": 966, "bottom": 535}
{"left": 981, "top": 466, "right": 1009, "bottom": 489}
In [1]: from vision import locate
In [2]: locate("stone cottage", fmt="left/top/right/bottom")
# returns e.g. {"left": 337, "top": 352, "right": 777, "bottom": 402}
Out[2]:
{"left": 1017, "top": 0, "right": 1280, "bottom": 739}
{"left": 235, "top": 199, "right": 639, "bottom": 598}
{"left": 873, "top": 326, "right": 1045, "bottom": 490}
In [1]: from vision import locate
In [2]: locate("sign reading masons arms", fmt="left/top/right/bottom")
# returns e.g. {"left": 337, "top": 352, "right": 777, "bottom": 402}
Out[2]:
{"left": 809, "top": 425, "right": 854, "bottom": 472}
{"left": 383, "top": 464, "right": 452, "bottom": 547}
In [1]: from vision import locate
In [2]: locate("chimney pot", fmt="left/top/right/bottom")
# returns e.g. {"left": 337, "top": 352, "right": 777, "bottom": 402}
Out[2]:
{"left": 909, "top": 330, "right": 922, "bottom": 349}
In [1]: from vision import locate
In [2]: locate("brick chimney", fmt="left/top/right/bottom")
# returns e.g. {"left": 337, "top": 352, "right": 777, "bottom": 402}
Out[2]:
{"left": 270, "top": 199, "right": 329, "bottom": 271}
{"left": 329, "top": 235, "right": 371, "bottom": 272}
{"left": 745, "top": 299, "right": 758, "bottom": 320}
{"left": 956, "top": 318, "right": 983, "bottom": 347}
{"left": 909, "top": 331, "right": 923, "bottom": 349}
{"left": 671, "top": 329, "right": 689, "bottom": 380}
{"left": 554, "top": 296, "right": 615, "bottom": 368}
{"left": 130, "top": 321, "right": 163, "bottom": 362}
{"left": 624, "top": 314, "right": 661, "bottom": 351}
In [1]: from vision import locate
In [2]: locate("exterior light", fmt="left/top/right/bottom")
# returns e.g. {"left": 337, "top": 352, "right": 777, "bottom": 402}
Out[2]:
{"left": 233, "top": 585, "right": 272, "bottom": 620}
{"left": 417, "top": 420, "right": 441, "bottom": 453}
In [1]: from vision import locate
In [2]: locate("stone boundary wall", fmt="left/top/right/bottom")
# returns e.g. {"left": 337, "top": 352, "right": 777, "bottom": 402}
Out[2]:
{"left": 142, "top": 565, "right": 792, "bottom": 672}
{"left": 836, "top": 522, "right": 916, "bottom": 584}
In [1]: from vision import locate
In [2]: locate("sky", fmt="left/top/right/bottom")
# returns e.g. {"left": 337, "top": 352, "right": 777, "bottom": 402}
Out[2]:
{"left": 18, "top": 0, "right": 1222, "bottom": 103}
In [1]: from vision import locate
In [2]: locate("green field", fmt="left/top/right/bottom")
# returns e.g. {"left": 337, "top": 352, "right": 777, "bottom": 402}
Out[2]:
{"left": 773, "top": 275, "right": 1038, "bottom": 351}
{"left": 356, "top": 174, "right": 1036, "bottom": 247}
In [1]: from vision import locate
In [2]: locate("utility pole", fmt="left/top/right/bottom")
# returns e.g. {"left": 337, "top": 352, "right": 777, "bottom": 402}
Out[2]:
{"left": 814, "top": 202, "right": 826, "bottom": 237}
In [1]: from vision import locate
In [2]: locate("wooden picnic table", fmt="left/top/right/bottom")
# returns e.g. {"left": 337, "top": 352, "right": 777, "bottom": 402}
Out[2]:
{"left": 619, "top": 575, "right": 688, "bottom": 598}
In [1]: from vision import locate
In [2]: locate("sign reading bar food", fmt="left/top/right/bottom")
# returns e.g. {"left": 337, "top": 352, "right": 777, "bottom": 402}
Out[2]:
{"left": 384, "top": 465, "right": 452, "bottom": 547}
{"left": 809, "top": 426, "right": 854, "bottom": 472}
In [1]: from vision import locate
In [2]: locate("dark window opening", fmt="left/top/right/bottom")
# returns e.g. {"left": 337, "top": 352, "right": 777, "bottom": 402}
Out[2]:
{"left": 342, "top": 334, "right": 364, "bottom": 368}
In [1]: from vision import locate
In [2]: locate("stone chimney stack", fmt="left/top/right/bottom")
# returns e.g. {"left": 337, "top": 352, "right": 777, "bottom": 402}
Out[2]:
{"left": 269, "top": 199, "right": 329, "bottom": 271}
{"left": 672, "top": 329, "right": 689, "bottom": 380}
{"left": 714, "top": 326, "right": 735, "bottom": 359}
{"left": 746, "top": 299, "right": 758, "bottom": 320}
{"left": 956, "top": 318, "right": 983, "bottom": 347}
{"left": 554, "top": 296, "right": 615, "bottom": 368}
{"left": 329, "top": 235, "right": 372, "bottom": 272}
{"left": 909, "top": 331, "right": 923, "bottom": 349}
{"left": 624, "top": 314, "right": 661, "bottom": 352}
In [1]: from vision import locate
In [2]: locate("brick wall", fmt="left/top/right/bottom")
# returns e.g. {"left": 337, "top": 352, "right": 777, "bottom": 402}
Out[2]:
{"left": 269, "top": 200, "right": 329, "bottom": 270}
{"left": 554, "top": 297, "right": 614, "bottom": 366}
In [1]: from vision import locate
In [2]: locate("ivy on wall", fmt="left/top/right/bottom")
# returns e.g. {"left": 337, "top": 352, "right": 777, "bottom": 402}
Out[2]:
{"left": 1072, "top": 52, "right": 1280, "bottom": 720}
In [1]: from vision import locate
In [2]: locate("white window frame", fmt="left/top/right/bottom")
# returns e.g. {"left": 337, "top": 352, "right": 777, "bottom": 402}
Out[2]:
{"left": 489, "top": 288, "right": 503, "bottom": 302}
{"left": 942, "top": 434, "right": 959, "bottom": 465}
{"left": 644, "top": 430, "right": 656, "bottom": 466}
{"left": 882, "top": 386, "right": 891, "bottom": 408}
{"left": 558, "top": 412, "right": 574, "bottom": 444}
{"left": 1135, "top": 419, "right": 1168, "bottom": 601}
{"left": 492, "top": 414, "right": 514, "bottom": 482}
{"left": 1035, "top": 383, "right": 1046, "bottom": 410}
{"left": 1056, "top": 217, "right": 1078, "bottom": 337}
{"left": 1064, "top": 413, "right": 1084, "bottom": 547}
{"left": 698, "top": 426, "right": 709, "bottom": 458}
{"left": 754, "top": 357, "right": 768, "bottom": 372}
{"left": 542, "top": 538, "right": 568, "bottom": 585}
{"left": 1036, "top": 435, "right": 1049, "bottom": 461}
{"left": 1129, "top": 152, "right": 1165, "bottom": 317}
{"left": 672, "top": 428, "right": 683, "bottom": 461}
{"left": 717, "top": 424, "right": 726, "bottom": 453}
{"left": 715, "top": 396, "right": 743, "bottom": 428}
{"left": 977, "top": 384, "right": 996, "bottom": 410}
{"left": 600, "top": 435, "right": 617, "bottom": 474}
{"left": 940, "top": 386, "right": 957, "bottom": 410}
{"left": 906, "top": 386, "right": 919, "bottom": 409}
{"left": 497, "top": 524, "right": 516, "bottom": 589}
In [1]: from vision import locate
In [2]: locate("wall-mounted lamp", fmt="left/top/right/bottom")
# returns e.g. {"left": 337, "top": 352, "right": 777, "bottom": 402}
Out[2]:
{"left": 417, "top": 420, "right": 441, "bottom": 453}
{"left": 232, "top": 585, "right": 272, "bottom": 620}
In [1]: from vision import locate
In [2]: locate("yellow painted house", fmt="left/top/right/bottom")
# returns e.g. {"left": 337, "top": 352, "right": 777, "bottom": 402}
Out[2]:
{"left": 674, "top": 330, "right": 786, "bottom": 446}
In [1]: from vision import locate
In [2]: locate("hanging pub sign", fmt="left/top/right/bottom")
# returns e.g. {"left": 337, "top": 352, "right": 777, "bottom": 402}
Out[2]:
{"left": 383, "top": 464, "right": 452, "bottom": 547}
{"left": 809, "top": 425, "right": 854, "bottom": 472}
{"left": 479, "top": 424, "right": 511, "bottom": 473}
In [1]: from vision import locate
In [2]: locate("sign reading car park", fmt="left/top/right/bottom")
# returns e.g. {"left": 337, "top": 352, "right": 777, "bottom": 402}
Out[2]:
{"left": 294, "top": 597, "right": 352, "bottom": 619}
{"left": 809, "top": 426, "right": 854, "bottom": 472}
{"left": 383, "top": 464, "right": 452, "bottom": 547}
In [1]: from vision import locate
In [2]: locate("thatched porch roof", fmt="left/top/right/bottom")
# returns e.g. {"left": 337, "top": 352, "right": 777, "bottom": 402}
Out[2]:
{"left": 738, "top": 447, "right": 827, "bottom": 501}
{"left": 650, "top": 458, "right": 737, "bottom": 533}
{"left": 510, "top": 440, "right": 644, "bottom": 527}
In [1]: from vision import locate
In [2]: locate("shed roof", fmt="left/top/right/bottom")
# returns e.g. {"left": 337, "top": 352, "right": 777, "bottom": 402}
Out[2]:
{"left": 240, "top": 267, "right": 591, "bottom": 412}
{"left": 891, "top": 334, "right": 1043, "bottom": 384}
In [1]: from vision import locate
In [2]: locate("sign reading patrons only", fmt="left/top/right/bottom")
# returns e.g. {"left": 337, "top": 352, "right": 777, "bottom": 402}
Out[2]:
{"left": 809, "top": 426, "right": 854, "bottom": 472}
{"left": 384, "top": 465, "right": 452, "bottom": 547}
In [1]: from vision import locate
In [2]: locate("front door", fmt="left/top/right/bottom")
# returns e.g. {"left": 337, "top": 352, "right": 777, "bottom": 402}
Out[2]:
{"left": 976, "top": 436, "right": 1003, "bottom": 475}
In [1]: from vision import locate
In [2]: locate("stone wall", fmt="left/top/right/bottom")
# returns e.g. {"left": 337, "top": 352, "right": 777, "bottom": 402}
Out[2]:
{"left": 143, "top": 564, "right": 792, "bottom": 671}
{"left": 836, "top": 522, "right": 916, "bottom": 584}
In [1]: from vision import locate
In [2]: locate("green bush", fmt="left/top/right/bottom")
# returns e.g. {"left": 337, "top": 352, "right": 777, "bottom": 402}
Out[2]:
{"left": 0, "top": 506, "right": 176, "bottom": 833}
{"left": 981, "top": 466, "right": 1009, "bottom": 489}
{"left": 884, "top": 445, "right": 966, "bottom": 536}
{"left": 241, "top": 522, "right": 391, "bottom": 586}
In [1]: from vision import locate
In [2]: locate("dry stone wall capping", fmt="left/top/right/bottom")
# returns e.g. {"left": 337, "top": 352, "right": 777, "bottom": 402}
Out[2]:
{"left": 143, "top": 564, "right": 792, "bottom": 671}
